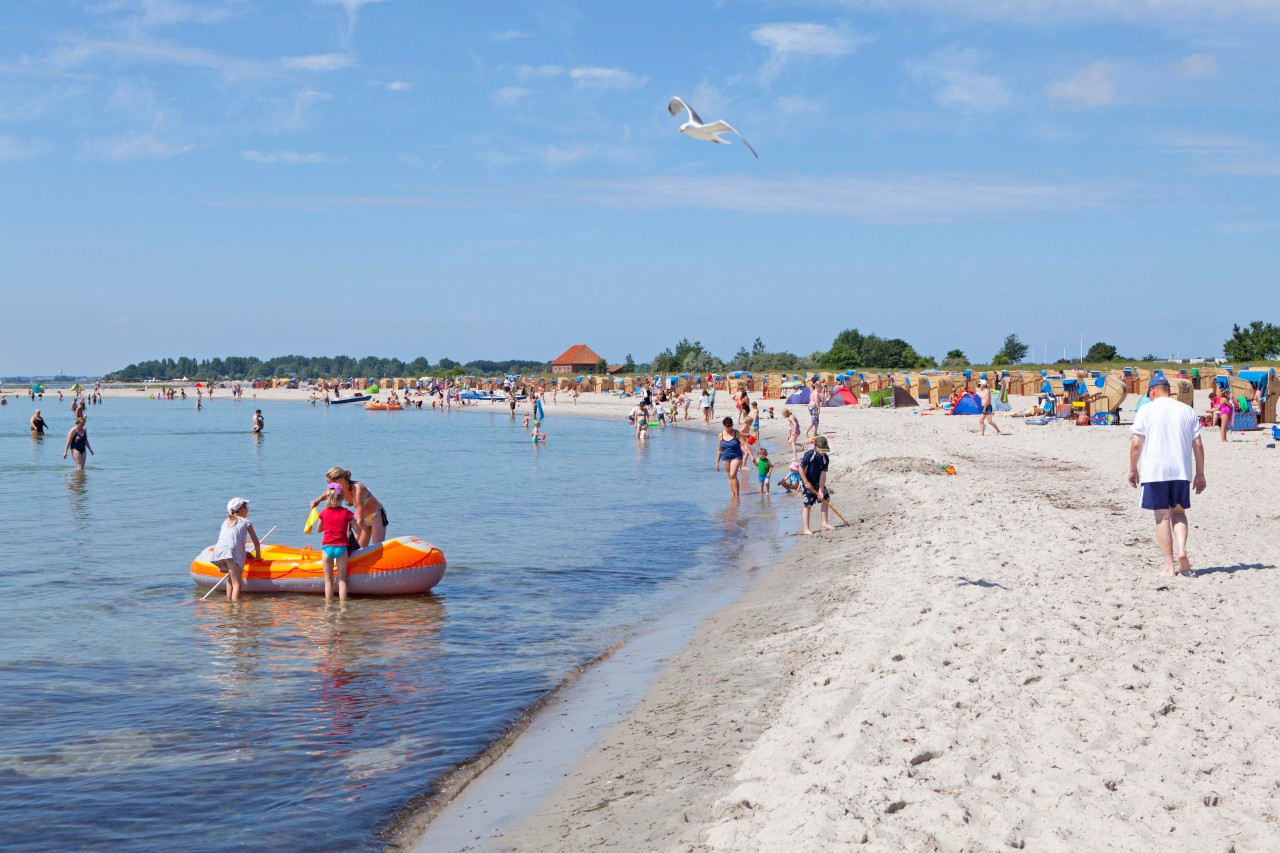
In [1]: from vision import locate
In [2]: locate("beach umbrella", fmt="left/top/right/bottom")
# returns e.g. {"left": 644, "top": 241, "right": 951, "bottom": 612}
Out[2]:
{"left": 32, "top": 384, "right": 43, "bottom": 393}
{"left": 70, "top": 383, "right": 84, "bottom": 393}
{"left": 780, "top": 380, "right": 803, "bottom": 388}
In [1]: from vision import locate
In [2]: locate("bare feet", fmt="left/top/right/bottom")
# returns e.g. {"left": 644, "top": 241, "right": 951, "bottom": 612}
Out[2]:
{"left": 1177, "top": 554, "right": 1194, "bottom": 576}
{"left": 821, "top": 523, "right": 836, "bottom": 531}
{"left": 802, "top": 529, "right": 814, "bottom": 536}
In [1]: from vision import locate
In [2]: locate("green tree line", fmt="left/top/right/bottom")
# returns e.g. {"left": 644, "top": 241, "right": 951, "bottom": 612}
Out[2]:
{"left": 106, "top": 355, "right": 551, "bottom": 381}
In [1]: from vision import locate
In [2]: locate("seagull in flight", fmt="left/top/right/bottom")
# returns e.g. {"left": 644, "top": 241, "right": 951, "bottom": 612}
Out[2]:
{"left": 666, "top": 96, "right": 758, "bottom": 159}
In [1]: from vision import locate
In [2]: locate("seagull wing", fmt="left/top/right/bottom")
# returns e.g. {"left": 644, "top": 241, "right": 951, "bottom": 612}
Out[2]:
{"left": 705, "top": 120, "right": 759, "bottom": 159}
{"left": 667, "top": 96, "right": 703, "bottom": 125}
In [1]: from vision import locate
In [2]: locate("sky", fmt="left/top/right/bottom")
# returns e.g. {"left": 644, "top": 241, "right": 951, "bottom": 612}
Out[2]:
{"left": 1, "top": 0, "right": 1278, "bottom": 375}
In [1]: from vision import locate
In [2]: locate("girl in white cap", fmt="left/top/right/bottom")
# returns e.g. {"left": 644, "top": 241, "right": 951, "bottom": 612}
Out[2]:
{"left": 210, "top": 498, "right": 262, "bottom": 601}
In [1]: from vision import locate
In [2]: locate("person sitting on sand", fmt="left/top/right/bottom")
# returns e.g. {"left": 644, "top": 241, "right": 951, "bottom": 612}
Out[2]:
{"left": 778, "top": 461, "right": 802, "bottom": 494}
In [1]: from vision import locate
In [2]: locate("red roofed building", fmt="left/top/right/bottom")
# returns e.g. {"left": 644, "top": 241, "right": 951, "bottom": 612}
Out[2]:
{"left": 551, "top": 344, "right": 604, "bottom": 374}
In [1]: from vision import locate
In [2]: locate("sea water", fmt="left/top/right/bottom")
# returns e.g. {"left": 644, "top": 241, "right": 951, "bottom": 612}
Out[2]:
{"left": 0, "top": 396, "right": 780, "bottom": 852}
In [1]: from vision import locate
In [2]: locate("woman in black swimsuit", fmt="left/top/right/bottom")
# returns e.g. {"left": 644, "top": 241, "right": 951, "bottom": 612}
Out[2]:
{"left": 30, "top": 409, "right": 46, "bottom": 435}
{"left": 63, "top": 416, "right": 93, "bottom": 469}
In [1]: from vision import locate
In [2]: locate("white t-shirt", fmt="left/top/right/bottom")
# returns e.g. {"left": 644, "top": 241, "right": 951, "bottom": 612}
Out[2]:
{"left": 1131, "top": 396, "right": 1201, "bottom": 483}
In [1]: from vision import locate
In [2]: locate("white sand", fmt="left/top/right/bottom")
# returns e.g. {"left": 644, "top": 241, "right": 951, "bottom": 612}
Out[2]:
{"left": 404, "top": 390, "right": 1280, "bottom": 852}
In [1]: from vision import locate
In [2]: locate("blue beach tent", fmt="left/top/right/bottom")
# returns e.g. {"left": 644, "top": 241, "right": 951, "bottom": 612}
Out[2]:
{"left": 786, "top": 387, "right": 812, "bottom": 405}
{"left": 951, "top": 394, "right": 983, "bottom": 415}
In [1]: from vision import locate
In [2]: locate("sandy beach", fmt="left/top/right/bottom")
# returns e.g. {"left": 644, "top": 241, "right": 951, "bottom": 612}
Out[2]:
{"left": 374, "top": 388, "right": 1280, "bottom": 851}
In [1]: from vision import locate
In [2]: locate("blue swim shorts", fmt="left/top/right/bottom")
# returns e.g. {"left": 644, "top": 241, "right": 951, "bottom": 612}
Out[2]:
{"left": 1141, "top": 480, "right": 1191, "bottom": 511}
{"left": 758, "top": 474, "right": 768, "bottom": 484}
{"left": 322, "top": 545, "right": 348, "bottom": 559}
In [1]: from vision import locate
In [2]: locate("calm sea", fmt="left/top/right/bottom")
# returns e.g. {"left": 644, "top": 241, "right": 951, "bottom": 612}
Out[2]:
{"left": 0, "top": 395, "right": 782, "bottom": 852}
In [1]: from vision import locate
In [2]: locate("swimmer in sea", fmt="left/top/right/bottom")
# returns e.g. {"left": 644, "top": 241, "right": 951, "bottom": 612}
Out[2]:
{"left": 63, "top": 416, "right": 93, "bottom": 468}
{"left": 30, "top": 409, "right": 47, "bottom": 435}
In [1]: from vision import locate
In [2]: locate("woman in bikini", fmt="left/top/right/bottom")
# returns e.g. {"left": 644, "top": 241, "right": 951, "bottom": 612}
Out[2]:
{"left": 714, "top": 416, "right": 756, "bottom": 499}
{"left": 310, "top": 466, "right": 387, "bottom": 548}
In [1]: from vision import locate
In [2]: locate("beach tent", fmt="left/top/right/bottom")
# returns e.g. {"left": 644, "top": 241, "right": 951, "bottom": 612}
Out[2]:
{"left": 951, "top": 393, "right": 982, "bottom": 415}
{"left": 824, "top": 388, "right": 858, "bottom": 407}
{"left": 786, "top": 387, "right": 812, "bottom": 405}
{"left": 891, "top": 386, "right": 918, "bottom": 408}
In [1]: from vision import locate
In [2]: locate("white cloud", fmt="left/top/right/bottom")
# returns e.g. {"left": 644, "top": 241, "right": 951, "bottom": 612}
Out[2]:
{"left": 90, "top": 0, "right": 246, "bottom": 28}
{"left": 1175, "top": 53, "right": 1217, "bottom": 79}
{"left": 567, "top": 174, "right": 1118, "bottom": 224}
{"left": 1214, "top": 221, "right": 1279, "bottom": 235}
{"left": 280, "top": 53, "right": 355, "bottom": 72}
{"left": 750, "top": 23, "right": 862, "bottom": 82}
{"left": 826, "top": 1, "right": 1280, "bottom": 24}
{"left": 0, "top": 136, "right": 49, "bottom": 160}
{"left": 491, "top": 86, "right": 534, "bottom": 107}
{"left": 1047, "top": 61, "right": 1116, "bottom": 108}
{"left": 286, "top": 89, "right": 333, "bottom": 129}
{"left": 1155, "top": 131, "right": 1254, "bottom": 156}
{"left": 373, "top": 80, "right": 412, "bottom": 91}
{"left": 909, "top": 51, "right": 1010, "bottom": 113}
{"left": 514, "top": 64, "right": 562, "bottom": 81}
{"left": 242, "top": 150, "right": 343, "bottom": 164}
{"left": 775, "top": 95, "right": 824, "bottom": 114}
{"left": 492, "top": 30, "right": 532, "bottom": 41}
{"left": 541, "top": 143, "right": 600, "bottom": 166}
{"left": 568, "top": 66, "right": 647, "bottom": 90}
{"left": 313, "top": 0, "right": 389, "bottom": 48}
{"left": 82, "top": 130, "right": 193, "bottom": 161}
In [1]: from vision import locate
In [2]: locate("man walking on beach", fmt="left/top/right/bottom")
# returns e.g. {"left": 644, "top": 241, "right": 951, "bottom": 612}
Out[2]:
{"left": 977, "top": 380, "right": 1003, "bottom": 436}
{"left": 799, "top": 436, "right": 834, "bottom": 535}
{"left": 1128, "top": 376, "right": 1206, "bottom": 578}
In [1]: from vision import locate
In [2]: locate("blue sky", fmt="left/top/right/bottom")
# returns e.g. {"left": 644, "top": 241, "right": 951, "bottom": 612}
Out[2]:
{"left": 2, "top": 0, "right": 1277, "bottom": 374}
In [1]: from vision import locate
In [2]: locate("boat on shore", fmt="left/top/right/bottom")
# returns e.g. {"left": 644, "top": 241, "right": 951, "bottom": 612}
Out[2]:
{"left": 190, "top": 536, "right": 446, "bottom": 595}
{"left": 331, "top": 394, "right": 371, "bottom": 405}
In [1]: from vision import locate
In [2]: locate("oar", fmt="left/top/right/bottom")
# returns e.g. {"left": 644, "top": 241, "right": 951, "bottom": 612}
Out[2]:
{"left": 185, "top": 524, "right": 276, "bottom": 604}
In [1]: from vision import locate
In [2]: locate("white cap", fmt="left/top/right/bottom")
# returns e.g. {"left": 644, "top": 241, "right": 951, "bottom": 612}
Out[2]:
{"left": 227, "top": 497, "right": 248, "bottom": 513}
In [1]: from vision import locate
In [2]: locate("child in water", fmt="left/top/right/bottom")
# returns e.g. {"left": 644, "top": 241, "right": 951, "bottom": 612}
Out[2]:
{"left": 757, "top": 447, "right": 773, "bottom": 495}
{"left": 317, "top": 484, "right": 358, "bottom": 601}
{"left": 210, "top": 497, "right": 261, "bottom": 601}
{"left": 777, "top": 461, "right": 802, "bottom": 494}
{"left": 637, "top": 420, "right": 648, "bottom": 441}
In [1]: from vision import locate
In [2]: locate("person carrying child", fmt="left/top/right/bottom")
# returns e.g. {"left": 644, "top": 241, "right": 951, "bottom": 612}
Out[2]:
{"left": 210, "top": 497, "right": 262, "bottom": 601}
{"left": 317, "top": 484, "right": 359, "bottom": 601}
{"left": 757, "top": 447, "right": 773, "bottom": 495}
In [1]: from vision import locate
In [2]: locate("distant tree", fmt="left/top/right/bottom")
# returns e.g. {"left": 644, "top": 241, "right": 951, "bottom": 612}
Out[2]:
{"left": 1223, "top": 321, "right": 1280, "bottom": 362}
{"left": 997, "top": 334, "right": 1029, "bottom": 364}
{"left": 622, "top": 353, "right": 636, "bottom": 372}
{"left": 436, "top": 357, "right": 460, "bottom": 370}
{"left": 730, "top": 347, "right": 751, "bottom": 369}
{"left": 683, "top": 350, "right": 724, "bottom": 374}
{"left": 752, "top": 337, "right": 766, "bottom": 357}
{"left": 991, "top": 353, "right": 1011, "bottom": 366}
{"left": 1085, "top": 341, "right": 1118, "bottom": 362}
{"left": 941, "top": 349, "right": 969, "bottom": 368}
{"left": 595, "top": 358, "right": 608, "bottom": 375}
{"left": 1140, "top": 353, "right": 1156, "bottom": 362}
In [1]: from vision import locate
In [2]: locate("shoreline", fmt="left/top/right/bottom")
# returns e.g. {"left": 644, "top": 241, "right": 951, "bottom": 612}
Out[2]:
{"left": 385, "top": 390, "right": 1278, "bottom": 851}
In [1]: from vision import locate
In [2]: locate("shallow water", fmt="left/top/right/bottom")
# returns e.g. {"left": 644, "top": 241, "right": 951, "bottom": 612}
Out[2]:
{"left": 0, "top": 396, "right": 779, "bottom": 852}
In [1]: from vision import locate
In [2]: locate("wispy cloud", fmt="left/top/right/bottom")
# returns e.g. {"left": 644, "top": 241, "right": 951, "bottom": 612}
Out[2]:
{"left": 492, "top": 29, "right": 533, "bottom": 41}
{"left": 491, "top": 86, "right": 534, "bottom": 107}
{"left": 565, "top": 174, "right": 1118, "bottom": 224}
{"left": 242, "top": 150, "right": 344, "bottom": 164}
{"left": 1155, "top": 131, "right": 1254, "bottom": 157}
{"left": 91, "top": 0, "right": 247, "bottom": 28}
{"left": 81, "top": 129, "right": 193, "bottom": 161}
{"left": 286, "top": 89, "right": 333, "bottom": 129}
{"left": 313, "top": 0, "right": 388, "bottom": 49}
{"left": 541, "top": 143, "right": 601, "bottom": 167}
{"left": 280, "top": 53, "right": 355, "bottom": 72}
{"left": 514, "top": 64, "right": 562, "bottom": 81}
{"left": 774, "top": 95, "right": 824, "bottom": 115}
{"left": 1047, "top": 61, "right": 1116, "bottom": 108}
{"left": 568, "top": 66, "right": 647, "bottom": 90}
{"left": 1208, "top": 159, "right": 1280, "bottom": 176}
{"left": 377, "top": 80, "right": 412, "bottom": 92}
{"left": 826, "top": 1, "right": 1280, "bottom": 24}
{"left": 750, "top": 23, "right": 863, "bottom": 82}
{"left": 1175, "top": 53, "right": 1217, "bottom": 79}
{"left": 1214, "top": 220, "right": 1279, "bottom": 235}
{"left": 909, "top": 50, "right": 1011, "bottom": 113}
{"left": 244, "top": 174, "right": 1120, "bottom": 224}
{"left": 0, "top": 136, "right": 50, "bottom": 160}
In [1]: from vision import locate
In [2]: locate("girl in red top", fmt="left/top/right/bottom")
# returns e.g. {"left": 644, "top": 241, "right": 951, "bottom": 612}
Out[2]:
{"left": 318, "top": 485, "right": 358, "bottom": 601}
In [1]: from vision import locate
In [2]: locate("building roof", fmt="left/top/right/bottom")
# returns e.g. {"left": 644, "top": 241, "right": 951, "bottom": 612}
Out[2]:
{"left": 552, "top": 344, "right": 603, "bottom": 366}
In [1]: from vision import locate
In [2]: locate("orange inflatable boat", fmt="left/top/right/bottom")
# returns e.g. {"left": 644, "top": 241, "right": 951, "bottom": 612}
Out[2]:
{"left": 363, "top": 402, "right": 403, "bottom": 411}
{"left": 190, "top": 536, "right": 446, "bottom": 595}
